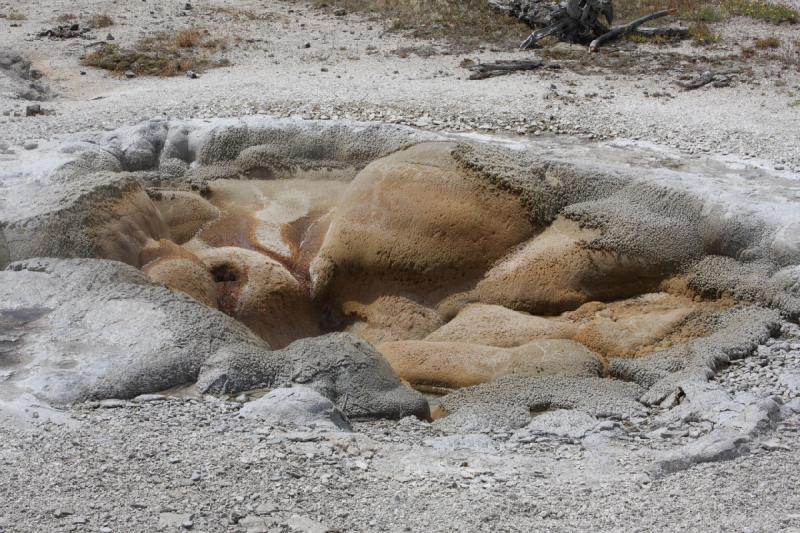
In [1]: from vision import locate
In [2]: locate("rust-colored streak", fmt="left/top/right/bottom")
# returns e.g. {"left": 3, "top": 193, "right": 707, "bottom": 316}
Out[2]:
{"left": 198, "top": 211, "right": 261, "bottom": 252}
{"left": 199, "top": 209, "right": 294, "bottom": 268}
{"left": 197, "top": 205, "right": 332, "bottom": 299}
{"left": 280, "top": 209, "right": 331, "bottom": 287}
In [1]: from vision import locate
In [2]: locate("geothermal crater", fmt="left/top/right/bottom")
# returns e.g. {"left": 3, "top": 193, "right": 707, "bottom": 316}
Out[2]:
{"left": 2, "top": 117, "right": 798, "bottom": 426}
{"left": 141, "top": 142, "right": 731, "bottom": 394}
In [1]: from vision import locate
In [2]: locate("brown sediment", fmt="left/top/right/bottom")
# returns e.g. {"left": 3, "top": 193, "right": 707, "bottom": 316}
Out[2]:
{"left": 208, "top": 261, "right": 247, "bottom": 317}
{"left": 91, "top": 189, "right": 170, "bottom": 267}
{"left": 377, "top": 339, "right": 603, "bottom": 390}
{"left": 141, "top": 240, "right": 218, "bottom": 308}
{"left": 198, "top": 211, "right": 264, "bottom": 254}
{"left": 151, "top": 190, "right": 220, "bottom": 245}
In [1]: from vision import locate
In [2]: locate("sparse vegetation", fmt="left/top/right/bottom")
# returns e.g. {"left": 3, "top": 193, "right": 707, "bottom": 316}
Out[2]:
{"left": 201, "top": 38, "right": 228, "bottom": 51}
{"left": 56, "top": 13, "right": 77, "bottom": 22}
{"left": 6, "top": 10, "right": 26, "bottom": 20}
{"left": 89, "top": 14, "right": 114, "bottom": 28}
{"left": 615, "top": 0, "right": 799, "bottom": 24}
{"left": 755, "top": 36, "right": 781, "bottom": 49}
{"left": 625, "top": 31, "right": 671, "bottom": 44}
{"left": 82, "top": 29, "right": 229, "bottom": 77}
{"left": 683, "top": 5, "right": 729, "bottom": 23}
{"left": 689, "top": 22, "right": 720, "bottom": 44}
{"left": 175, "top": 29, "right": 203, "bottom": 48}
{"left": 725, "top": 0, "right": 799, "bottom": 23}
{"left": 308, "top": 0, "right": 529, "bottom": 48}
{"left": 306, "top": 0, "right": 796, "bottom": 50}
{"left": 778, "top": 40, "right": 800, "bottom": 69}
{"left": 741, "top": 46, "right": 757, "bottom": 58}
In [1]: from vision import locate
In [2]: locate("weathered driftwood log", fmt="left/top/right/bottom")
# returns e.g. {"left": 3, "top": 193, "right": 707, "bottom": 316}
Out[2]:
{"left": 468, "top": 59, "right": 558, "bottom": 80}
{"left": 589, "top": 10, "right": 673, "bottom": 51}
{"left": 506, "top": 0, "right": 615, "bottom": 49}
{"left": 490, "top": 1, "right": 687, "bottom": 51}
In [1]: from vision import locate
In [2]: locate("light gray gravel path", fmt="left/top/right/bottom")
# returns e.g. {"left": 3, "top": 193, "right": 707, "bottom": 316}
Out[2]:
{"left": 1, "top": 0, "right": 799, "bottom": 170}
{"left": 1, "top": 323, "right": 798, "bottom": 533}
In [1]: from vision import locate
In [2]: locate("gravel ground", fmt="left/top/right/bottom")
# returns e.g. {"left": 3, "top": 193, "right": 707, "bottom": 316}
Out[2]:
{"left": 1, "top": 323, "right": 798, "bottom": 533}
{"left": 1, "top": 0, "right": 799, "bottom": 170}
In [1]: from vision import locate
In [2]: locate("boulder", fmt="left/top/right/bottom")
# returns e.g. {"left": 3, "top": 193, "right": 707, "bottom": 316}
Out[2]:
{"left": 151, "top": 190, "right": 219, "bottom": 244}
{"left": 195, "top": 247, "right": 320, "bottom": 348}
{"left": 343, "top": 295, "right": 443, "bottom": 345}
{"left": 198, "top": 332, "right": 430, "bottom": 420}
{"left": 142, "top": 240, "right": 218, "bottom": 308}
{"left": 569, "top": 293, "right": 700, "bottom": 358}
{"left": 239, "top": 386, "right": 352, "bottom": 431}
{"left": 1, "top": 259, "right": 427, "bottom": 420}
{"left": 0, "top": 258, "right": 268, "bottom": 404}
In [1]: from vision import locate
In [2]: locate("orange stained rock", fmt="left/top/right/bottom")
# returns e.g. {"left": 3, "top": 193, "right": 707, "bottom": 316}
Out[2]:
{"left": 377, "top": 339, "right": 602, "bottom": 390}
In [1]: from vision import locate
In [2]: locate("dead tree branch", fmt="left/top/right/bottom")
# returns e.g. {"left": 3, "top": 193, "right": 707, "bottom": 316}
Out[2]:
{"left": 518, "top": 0, "right": 614, "bottom": 49}
{"left": 633, "top": 27, "right": 688, "bottom": 38}
{"left": 468, "top": 59, "right": 558, "bottom": 80}
{"left": 588, "top": 9, "right": 673, "bottom": 51}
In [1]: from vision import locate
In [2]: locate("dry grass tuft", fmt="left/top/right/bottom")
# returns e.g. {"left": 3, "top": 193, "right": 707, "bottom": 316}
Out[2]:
{"left": 777, "top": 40, "right": 800, "bottom": 69}
{"left": 82, "top": 29, "right": 229, "bottom": 77}
{"left": 309, "top": 0, "right": 529, "bottom": 48}
{"left": 175, "top": 29, "right": 203, "bottom": 48}
{"left": 725, "top": 0, "right": 799, "bottom": 23}
{"left": 6, "top": 10, "right": 26, "bottom": 20}
{"left": 755, "top": 36, "right": 781, "bottom": 49}
{"left": 688, "top": 22, "right": 720, "bottom": 44}
{"left": 90, "top": 14, "right": 114, "bottom": 28}
{"left": 56, "top": 13, "right": 77, "bottom": 22}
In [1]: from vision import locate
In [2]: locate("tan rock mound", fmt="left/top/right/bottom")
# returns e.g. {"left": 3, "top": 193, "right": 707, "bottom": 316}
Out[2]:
{"left": 92, "top": 188, "right": 169, "bottom": 267}
{"left": 196, "top": 247, "right": 320, "bottom": 349}
{"left": 425, "top": 303, "right": 575, "bottom": 347}
{"left": 141, "top": 240, "right": 218, "bottom": 308}
{"left": 378, "top": 338, "right": 602, "bottom": 390}
{"left": 342, "top": 296, "right": 444, "bottom": 345}
{"left": 568, "top": 293, "right": 721, "bottom": 358}
{"left": 310, "top": 142, "right": 535, "bottom": 305}
{"left": 476, "top": 216, "right": 664, "bottom": 314}
{"left": 152, "top": 190, "right": 220, "bottom": 244}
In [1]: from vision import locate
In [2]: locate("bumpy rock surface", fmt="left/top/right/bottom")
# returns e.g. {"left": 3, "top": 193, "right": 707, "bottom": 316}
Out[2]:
{"left": 2, "top": 117, "right": 799, "bottom": 430}
{"left": 309, "top": 141, "right": 535, "bottom": 304}
{"left": 0, "top": 258, "right": 426, "bottom": 420}
{"left": 425, "top": 303, "right": 574, "bottom": 347}
{"left": 379, "top": 338, "right": 602, "bottom": 389}
{"left": 238, "top": 386, "right": 353, "bottom": 431}
{"left": 199, "top": 332, "right": 430, "bottom": 420}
